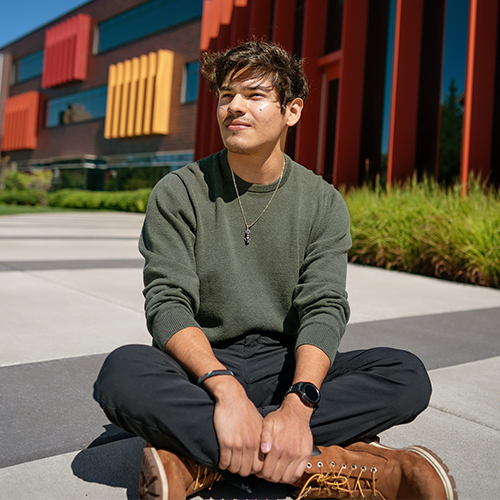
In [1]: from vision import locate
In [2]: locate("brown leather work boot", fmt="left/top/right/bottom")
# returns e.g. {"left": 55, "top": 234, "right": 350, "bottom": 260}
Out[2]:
{"left": 139, "top": 445, "right": 223, "bottom": 500}
{"left": 292, "top": 442, "right": 457, "bottom": 500}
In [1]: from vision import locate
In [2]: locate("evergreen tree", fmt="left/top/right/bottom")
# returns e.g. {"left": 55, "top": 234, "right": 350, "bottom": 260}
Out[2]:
{"left": 438, "top": 79, "right": 463, "bottom": 184}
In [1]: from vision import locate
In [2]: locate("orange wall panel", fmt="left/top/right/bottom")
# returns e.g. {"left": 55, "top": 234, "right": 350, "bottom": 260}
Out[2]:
{"left": 1, "top": 91, "right": 39, "bottom": 151}
{"left": 104, "top": 50, "right": 174, "bottom": 140}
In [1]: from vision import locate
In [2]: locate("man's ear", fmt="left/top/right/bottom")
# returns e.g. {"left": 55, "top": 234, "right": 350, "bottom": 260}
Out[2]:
{"left": 286, "top": 98, "right": 304, "bottom": 127}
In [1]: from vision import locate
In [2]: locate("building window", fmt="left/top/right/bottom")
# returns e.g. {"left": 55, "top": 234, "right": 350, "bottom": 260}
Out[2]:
{"left": 15, "top": 50, "right": 44, "bottom": 84}
{"left": 98, "top": 0, "right": 203, "bottom": 53}
{"left": 325, "top": 0, "right": 344, "bottom": 54}
{"left": 46, "top": 86, "right": 108, "bottom": 127}
{"left": 181, "top": 61, "right": 199, "bottom": 104}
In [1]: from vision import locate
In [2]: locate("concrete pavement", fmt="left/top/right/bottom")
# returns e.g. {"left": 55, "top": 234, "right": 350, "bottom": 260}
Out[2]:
{"left": 0, "top": 211, "right": 499, "bottom": 499}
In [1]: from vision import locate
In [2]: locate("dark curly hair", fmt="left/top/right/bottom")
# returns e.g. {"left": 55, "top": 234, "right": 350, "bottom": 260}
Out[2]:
{"left": 200, "top": 40, "right": 309, "bottom": 113}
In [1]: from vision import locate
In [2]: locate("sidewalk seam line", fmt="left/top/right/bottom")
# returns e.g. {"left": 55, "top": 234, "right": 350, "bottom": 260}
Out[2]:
{"left": 428, "top": 403, "right": 500, "bottom": 433}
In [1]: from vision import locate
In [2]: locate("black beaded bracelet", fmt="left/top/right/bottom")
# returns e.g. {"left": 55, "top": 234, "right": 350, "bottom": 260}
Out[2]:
{"left": 197, "top": 369, "right": 235, "bottom": 386}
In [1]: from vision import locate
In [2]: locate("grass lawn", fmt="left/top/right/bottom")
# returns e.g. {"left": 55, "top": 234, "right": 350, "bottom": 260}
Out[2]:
{"left": 0, "top": 204, "right": 87, "bottom": 216}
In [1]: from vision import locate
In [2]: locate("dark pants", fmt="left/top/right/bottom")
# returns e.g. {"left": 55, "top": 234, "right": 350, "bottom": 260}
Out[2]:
{"left": 93, "top": 333, "right": 431, "bottom": 491}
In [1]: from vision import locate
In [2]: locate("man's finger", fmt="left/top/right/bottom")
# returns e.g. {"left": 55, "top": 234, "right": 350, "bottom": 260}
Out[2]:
{"left": 260, "top": 421, "right": 274, "bottom": 454}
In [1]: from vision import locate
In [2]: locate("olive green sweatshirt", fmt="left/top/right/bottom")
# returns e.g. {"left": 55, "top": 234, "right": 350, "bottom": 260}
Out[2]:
{"left": 139, "top": 149, "right": 351, "bottom": 365}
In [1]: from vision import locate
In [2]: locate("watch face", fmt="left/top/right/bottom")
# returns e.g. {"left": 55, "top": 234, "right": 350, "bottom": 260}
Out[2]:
{"left": 304, "top": 383, "right": 320, "bottom": 404}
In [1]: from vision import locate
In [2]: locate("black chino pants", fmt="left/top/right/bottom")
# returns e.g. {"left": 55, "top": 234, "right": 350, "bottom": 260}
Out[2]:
{"left": 93, "top": 332, "right": 431, "bottom": 491}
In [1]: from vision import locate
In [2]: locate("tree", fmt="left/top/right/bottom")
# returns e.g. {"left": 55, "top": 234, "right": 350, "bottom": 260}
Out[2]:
{"left": 438, "top": 79, "right": 463, "bottom": 184}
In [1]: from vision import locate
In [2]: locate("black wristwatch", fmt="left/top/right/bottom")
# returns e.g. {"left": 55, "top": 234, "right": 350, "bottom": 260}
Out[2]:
{"left": 285, "top": 382, "right": 321, "bottom": 408}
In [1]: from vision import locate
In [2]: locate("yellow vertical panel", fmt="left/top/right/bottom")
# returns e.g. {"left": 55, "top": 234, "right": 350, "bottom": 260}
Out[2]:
{"left": 127, "top": 57, "right": 140, "bottom": 137}
{"left": 135, "top": 54, "right": 149, "bottom": 136}
{"left": 112, "top": 62, "right": 124, "bottom": 139}
{"left": 119, "top": 59, "right": 131, "bottom": 137}
{"left": 104, "top": 64, "right": 116, "bottom": 139}
{"left": 152, "top": 50, "right": 174, "bottom": 135}
{"left": 143, "top": 51, "right": 157, "bottom": 135}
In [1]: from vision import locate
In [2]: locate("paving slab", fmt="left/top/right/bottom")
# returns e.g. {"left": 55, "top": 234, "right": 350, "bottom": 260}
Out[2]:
{"left": 341, "top": 306, "right": 500, "bottom": 369}
{"left": 0, "top": 270, "right": 150, "bottom": 367}
{"left": 347, "top": 263, "right": 500, "bottom": 323}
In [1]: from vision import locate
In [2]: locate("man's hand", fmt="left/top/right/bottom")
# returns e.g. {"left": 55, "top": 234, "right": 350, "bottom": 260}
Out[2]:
{"left": 208, "top": 376, "right": 265, "bottom": 477}
{"left": 256, "top": 394, "right": 314, "bottom": 484}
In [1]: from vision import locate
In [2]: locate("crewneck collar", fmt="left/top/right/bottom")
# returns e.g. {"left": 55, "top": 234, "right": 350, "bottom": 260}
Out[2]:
{"left": 219, "top": 149, "right": 292, "bottom": 193}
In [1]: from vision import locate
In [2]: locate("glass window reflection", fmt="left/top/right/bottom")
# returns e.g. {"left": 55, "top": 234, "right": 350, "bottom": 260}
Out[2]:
{"left": 47, "top": 86, "right": 108, "bottom": 127}
{"left": 16, "top": 49, "right": 44, "bottom": 83}
{"left": 98, "top": 0, "right": 203, "bottom": 53}
{"left": 183, "top": 61, "right": 199, "bottom": 103}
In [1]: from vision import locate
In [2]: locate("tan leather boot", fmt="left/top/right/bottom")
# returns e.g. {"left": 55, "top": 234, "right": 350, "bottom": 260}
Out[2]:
{"left": 292, "top": 442, "right": 457, "bottom": 500}
{"left": 139, "top": 445, "right": 223, "bottom": 500}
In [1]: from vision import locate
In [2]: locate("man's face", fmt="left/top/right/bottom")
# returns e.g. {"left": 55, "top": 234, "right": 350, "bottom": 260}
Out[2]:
{"left": 216, "top": 73, "right": 291, "bottom": 157}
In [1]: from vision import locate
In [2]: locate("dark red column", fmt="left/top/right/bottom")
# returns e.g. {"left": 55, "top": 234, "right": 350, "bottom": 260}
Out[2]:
{"left": 461, "top": 0, "right": 499, "bottom": 186}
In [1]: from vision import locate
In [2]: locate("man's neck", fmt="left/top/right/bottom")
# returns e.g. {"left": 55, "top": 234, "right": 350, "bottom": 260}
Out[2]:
{"left": 227, "top": 150, "right": 285, "bottom": 185}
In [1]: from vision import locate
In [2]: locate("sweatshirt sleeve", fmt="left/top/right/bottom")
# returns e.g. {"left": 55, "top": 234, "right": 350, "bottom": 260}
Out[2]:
{"left": 139, "top": 172, "right": 201, "bottom": 351}
{"left": 293, "top": 186, "right": 352, "bottom": 365}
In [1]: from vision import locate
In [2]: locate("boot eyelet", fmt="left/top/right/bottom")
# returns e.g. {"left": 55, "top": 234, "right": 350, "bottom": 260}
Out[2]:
{"left": 341, "top": 463, "right": 347, "bottom": 469}
{"left": 371, "top": 467, "right": 377, "bottom": 473}
{"left": 307, "top": 462, "right": 312, "bottom": 469}
{"left": 329, "top": 461, "right": 336, "bottom": 467}
{"left": 351, "top": 464, "right": 357, "bottom": 470}
{"left": 317, "top": 461, "right": 324, "bottom": 468}
{"left": 360, "top": 466, "right": 367, "bottom": 472}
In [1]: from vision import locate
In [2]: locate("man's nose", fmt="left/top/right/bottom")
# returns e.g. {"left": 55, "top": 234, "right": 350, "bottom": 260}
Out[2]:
{"left": 228, "top": 94, "right": 246, "bottom": 114}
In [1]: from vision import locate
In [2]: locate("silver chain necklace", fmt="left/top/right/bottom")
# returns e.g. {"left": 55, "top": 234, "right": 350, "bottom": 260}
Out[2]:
{"left": 229, "top": 160, "right": 285, "bottom": 245}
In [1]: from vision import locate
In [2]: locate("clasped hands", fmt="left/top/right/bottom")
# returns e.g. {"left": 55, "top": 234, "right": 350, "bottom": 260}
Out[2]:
{"left": 212, "top": 380, "right": 314, "bottom": 484}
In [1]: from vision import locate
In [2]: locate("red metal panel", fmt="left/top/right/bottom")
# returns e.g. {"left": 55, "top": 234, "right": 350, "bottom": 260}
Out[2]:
{"left": 461, "top": 0, "right": 499, "bottom": 185}
{"left": 272, "top": 0, "right": 296, "bottom": 51}
{"left": 66, "top": 16, "right": 77, "bottom": 83}
{"left": 332, "top": 0, "right": 370, "bottom": 187}
{"left": 249, "top": 0, "right": 273, "bottom": 40}
{"left": 1, "top": 91, "right": 39, "bottom": 151}
{"left": 59, "top": 21, "right": 68, "bottom": 85}
{"left": 200, "top": 0, "right": 213, "bottom": 51}
{"left": 42, "top": 13, "right": 91, "bottom": 88}
{"left": 386, "top": 0, "right": 424, "bottom": 185}
{"left": 74, "top": 13, "right": 91, "bottom": 80}
{"left": 294, "top": 0, "right": 328, "bottom": 171}
{"left": 221, "top": 0, "right": 234, "bottom": 25}
{"left": 210, "top": 0, "right": 222, "bottom": 39}
{"left": 230, "top": 0, "right": 250, "bottom": 46}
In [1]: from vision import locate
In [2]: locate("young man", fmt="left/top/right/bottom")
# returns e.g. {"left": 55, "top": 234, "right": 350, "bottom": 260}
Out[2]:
{"left": 94, "top": 41, "right": 456, "bottom": 500}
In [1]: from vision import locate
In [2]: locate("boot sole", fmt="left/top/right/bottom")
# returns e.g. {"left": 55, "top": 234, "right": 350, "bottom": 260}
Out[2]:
{"left": 370, "top": 442, "right": 458, "bottom": 500}
{"left": 139, "top": 446, "right": 169, "bottom": 500}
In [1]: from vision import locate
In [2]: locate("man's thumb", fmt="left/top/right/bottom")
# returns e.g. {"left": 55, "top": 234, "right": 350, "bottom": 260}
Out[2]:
{"left": 260, "top": 424, "right": 273, "bottom": 454}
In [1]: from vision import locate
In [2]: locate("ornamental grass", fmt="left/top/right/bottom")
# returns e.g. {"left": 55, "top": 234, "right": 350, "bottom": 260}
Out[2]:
{"left": 343, "top": 177, "right": 500, "bottom": 289}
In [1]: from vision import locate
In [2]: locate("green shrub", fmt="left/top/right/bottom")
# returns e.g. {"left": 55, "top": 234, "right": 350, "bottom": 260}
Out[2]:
{"left": 48, "top": 188, "right": 152, "bottom": 213}
{"left": 343, "top": 177, "right": 500, "bottom": 288}
{"left": 0, "top": 188, "right": 48, "bottom": 206}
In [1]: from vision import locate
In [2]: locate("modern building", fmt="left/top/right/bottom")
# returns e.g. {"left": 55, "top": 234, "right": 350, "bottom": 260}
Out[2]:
{"left": 196, "top": 0, "right": 500, "bottom": 188}
{"left": 0, "top": 0, "right": 203, "bottom": 189}
{"left": 1, "top": 0, "right": 499, "bottom": 190}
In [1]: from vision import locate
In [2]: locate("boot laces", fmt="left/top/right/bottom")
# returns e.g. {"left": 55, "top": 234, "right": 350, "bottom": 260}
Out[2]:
{"left": 297, "top": 461, "right": 384, "bottom": 500}
{"left": 191, "top": 464, "right": 223, "bottom": 493}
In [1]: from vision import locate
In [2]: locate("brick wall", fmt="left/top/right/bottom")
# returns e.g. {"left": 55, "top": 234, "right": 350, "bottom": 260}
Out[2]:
{"left": 1, "top": 0, "right": 203, "bottom": 162}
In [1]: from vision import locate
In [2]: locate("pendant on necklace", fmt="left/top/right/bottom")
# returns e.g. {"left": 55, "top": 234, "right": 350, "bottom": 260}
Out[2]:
{"left": 244, "top": 228, "right": 251, "bottom": 245}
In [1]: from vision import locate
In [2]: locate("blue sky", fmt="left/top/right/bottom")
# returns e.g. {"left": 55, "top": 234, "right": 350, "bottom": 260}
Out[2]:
{"left": 0, "top": 0, "right": 90, "bottom": 48}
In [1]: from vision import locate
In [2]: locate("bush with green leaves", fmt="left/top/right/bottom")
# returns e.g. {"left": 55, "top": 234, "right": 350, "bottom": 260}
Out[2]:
{"left": 48, "top": 188, "right": 152, "bottom": 213}
{"left": 0, "top": 188, "right": 47, "bottom": 206}
{"left": 0, "top": 169, "right": 53, "bottom": 206}
{"left": 343, "top": 177, "right": 500, "bottom": 288}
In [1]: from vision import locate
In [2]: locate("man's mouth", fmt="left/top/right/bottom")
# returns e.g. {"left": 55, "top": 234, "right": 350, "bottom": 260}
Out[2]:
{"left": 226, "top": 120, "right": 251, "bottom": 130}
